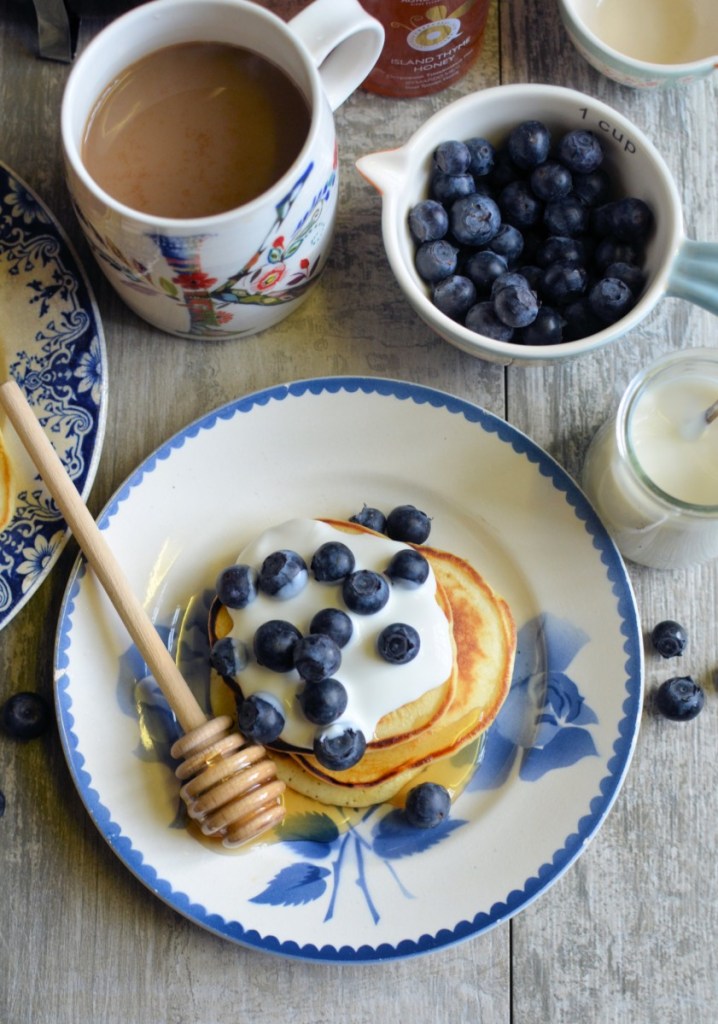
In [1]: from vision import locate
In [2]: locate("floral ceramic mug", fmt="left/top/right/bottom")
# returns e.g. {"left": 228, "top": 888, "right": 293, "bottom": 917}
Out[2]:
{"left": 61, "top": 0, "right": 383, "bottom": 339}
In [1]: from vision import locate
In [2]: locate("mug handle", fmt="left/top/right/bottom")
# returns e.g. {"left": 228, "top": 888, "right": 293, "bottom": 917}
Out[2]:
{"left": 290, "top": 0, "right": 384, "bottom": 112}
{"left": 667, "top": 238, "right": 718, "bottom": 316}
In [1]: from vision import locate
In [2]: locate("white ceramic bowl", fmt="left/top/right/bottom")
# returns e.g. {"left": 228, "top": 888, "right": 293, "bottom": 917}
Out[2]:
{"left": 557, "top": 0, "right": 718, "bottom": 89}
{"left": 356, "top": 83, "right": 718, "bottom": 366}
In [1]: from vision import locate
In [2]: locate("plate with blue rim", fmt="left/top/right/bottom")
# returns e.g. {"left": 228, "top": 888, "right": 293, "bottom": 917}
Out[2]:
{"left": 54, "top": 377, "right": 642, "bottom": 962}
{"left": 0, "top": 161, "right": 107, "bottom": 631}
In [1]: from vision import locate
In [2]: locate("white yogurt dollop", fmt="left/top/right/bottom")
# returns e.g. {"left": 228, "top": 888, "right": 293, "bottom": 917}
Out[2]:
{"left": 224, "top": 519, "right": 454, "bottom": 749}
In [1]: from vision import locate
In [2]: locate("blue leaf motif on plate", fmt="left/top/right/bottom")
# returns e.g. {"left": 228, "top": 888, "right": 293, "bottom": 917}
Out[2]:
{"left": 250, "top": 863, "right": 331, "bottom": 907}
{"left": 372, "top": 809, "right": 466, "bottom": 860}
{"left": 472, "top": 612, "right": 599, "bottom": 788}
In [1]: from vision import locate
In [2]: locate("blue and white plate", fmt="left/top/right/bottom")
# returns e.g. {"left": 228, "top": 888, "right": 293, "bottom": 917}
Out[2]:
{"left": 0, "top": 162, "right": 107, "bottom": 631}
{"left": 55, "top": 378, "right": 642, "bottom": 962}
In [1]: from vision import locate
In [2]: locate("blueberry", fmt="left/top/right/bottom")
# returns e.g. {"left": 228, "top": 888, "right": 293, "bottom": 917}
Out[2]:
{"left": 654, "top": 676, "right": 704, "bottom": 722}
{"left": 430, "top": 171, "right": 475, "bottom": 205}
{"left": 530, "top": 160, "right": 572, "bottom": 202}
{"left": 253, "top": 619, "right": 302, "bottom": 672}
{"left": 604, "top": 196, "right": 654, "bottom": 242}
{"left": 432, "top": 274, "right": 477, "bottom": 321}
{"left": 311, "top": 541, "right": 355, "bottom": 582}
{"left": 520, "top": 305, "right": 566, "bottom": 345}
{"left": 483, "top": 223, "right": 524, "bottom": 265}
{"left": 385, "top": 504, "right": 432, "bottom": 544}
{"left": 408, "top": 199, "right": 449, "bottom": 243}
{"left": 293, "top": 633, "right": 342, "bottom": 682}
{"left": 309, "top": 607, "right": 353, "bottom": 648}
{"left": 593, "top": 238, "right": 643, "bottom": 273}
{"left": 216, "top": 563, "right": 257, "bottom": 609}
{"left": 1, "top": 692, "right": 51, "bottom": 740}
{"left": 517, "top": 263, "right": 543, "bottom": 291}
{"left": 557, "top": 130, "right": 604, "bottom": 174}
{"left": 465, "top": 301, "right": 515, "bottom": 340}
{"left": 377, "top": 623, "right": 421, "bottom": 664}
{"left": 385, "top": 548, "right": 430, "bottom": 587}
{"left": 238, "top": 693, "right": 285, "bottom": 744}
{"left": 313, "top": 725, "right": 367, "bottom": 770}
{"left": 491, "top": 270, "right": 532, "bottom": 297}
{"left": 562, "top": 298, "right": 603, "bottom": 341}
{"left": 342, "top": 570, "right": 390, "bottom": 614}
{"left": 588, "top": 277, "right": 635, "bottom": 323}
{"left": 465, "top": 136, "right": 495, "bottom": 177}
{"left": 464, "top": 250, "right": 508, "bottom": 293}
{"left": 535, "top": 234, "right": 586, "bottom": 268}
{"left": 298, "top": 677, "right": 348, "bottom": 725}
{"left": 543, "top": 194, "right": 589, "bottom": 237}
{"left": 434, "top": 139, "right": 471, "bottom": 174}
{"left": 209, "top": 636, "right": 249, "bottom": 678}
{"left": 415, "top": 239, "right": 458, "bottom": 283}
{"left": 507, "top": 120, "right": 551, "bottom": 169}
{"left": 499, "top": 180, "right": 542, "bottom": 229}
{"left": 650, "top": 620, "right": 688, "bottom": 659}
{"left": 449, "top": 193, "right": 501, "bottom": 246}
{"left": 603, "top": 261, "right": 645, "bottom": 296}
{"left": 349, "top": 505, "right": 386, "bottom": 532}
{"left": 572, "top": 168, "right": 611, "bottom": 207}
{"left": 539, "top": 261, "right": 588, "bottom": 305}
{"left": 258, "top": 549, "right": 308, "bottom": 599}
{"left": 489, "top": 147, "right": 524, "bottom": 189}
{"left": 492, "top": 276, "right": 539, "bottom": 328}
{"left": 404, "top": 781, "right": 451, "bottom": 828}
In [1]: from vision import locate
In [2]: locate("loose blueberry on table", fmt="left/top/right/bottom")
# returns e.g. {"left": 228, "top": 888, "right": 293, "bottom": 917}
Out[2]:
{"left": 409, "top": 118, "right": 654, "bottom": 346}
{"left": 653, "top": 676, "right": 704, "bottom": 721}
{"left": 650, "top": 620, "right": 688, "bottom": 659}
{"left": 1, "top": 691, "right": 51, "bottom": 740}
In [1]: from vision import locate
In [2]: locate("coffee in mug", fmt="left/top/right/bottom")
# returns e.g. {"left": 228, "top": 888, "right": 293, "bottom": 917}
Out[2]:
{"left": 61, "top": 0, "right": 384, "bottom": 339}
{"left": 81, "top": 42, "right": 311, "bottom": 219}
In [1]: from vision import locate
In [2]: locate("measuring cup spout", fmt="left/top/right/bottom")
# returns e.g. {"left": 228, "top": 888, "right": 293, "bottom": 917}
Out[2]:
{"left": 356, "top": 146, "right": 410, "bottom": 195}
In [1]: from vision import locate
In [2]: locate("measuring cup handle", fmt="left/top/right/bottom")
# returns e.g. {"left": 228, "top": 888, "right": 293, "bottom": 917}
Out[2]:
{"left": 667, "top": 238, "right": 718, "bottom": 316}
{"left": 290, "top": 0, "right": 384, "bottom": 112}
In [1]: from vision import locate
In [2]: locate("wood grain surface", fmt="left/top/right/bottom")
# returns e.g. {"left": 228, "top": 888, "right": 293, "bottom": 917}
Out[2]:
{"left": 1, "top": 1, "right": 716, "bottom": 1021}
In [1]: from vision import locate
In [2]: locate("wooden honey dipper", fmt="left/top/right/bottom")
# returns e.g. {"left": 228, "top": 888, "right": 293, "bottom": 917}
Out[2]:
{"left": 0, "top": 379, "right": 285, "bottom": 847}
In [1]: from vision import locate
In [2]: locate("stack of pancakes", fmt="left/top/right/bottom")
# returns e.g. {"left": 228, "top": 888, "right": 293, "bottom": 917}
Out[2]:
{"left": 210, "top": 518, "right": 516, "bottom": 808}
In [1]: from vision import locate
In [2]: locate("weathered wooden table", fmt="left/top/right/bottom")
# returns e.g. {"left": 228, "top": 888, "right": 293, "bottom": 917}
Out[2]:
{"left": 1, "top": 2, "right": 717, "bottom": 1021}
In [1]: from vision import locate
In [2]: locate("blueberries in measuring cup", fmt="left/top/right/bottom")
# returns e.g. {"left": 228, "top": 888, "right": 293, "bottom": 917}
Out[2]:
{"left": 409, "top": 118, "right": 653, "bottom": 346}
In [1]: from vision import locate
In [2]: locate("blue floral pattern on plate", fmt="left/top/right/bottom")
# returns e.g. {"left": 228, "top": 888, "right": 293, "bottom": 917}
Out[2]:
{"left": 54, "top": 378, "right": 642, "bottom": 962}
{"left": 0, "top": 162, "right": 107, "bottom": 630}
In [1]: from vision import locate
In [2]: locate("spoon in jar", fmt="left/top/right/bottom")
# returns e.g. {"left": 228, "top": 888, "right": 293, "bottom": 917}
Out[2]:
{"left": 0, "top": 379, "right": 285, "bottom": 847}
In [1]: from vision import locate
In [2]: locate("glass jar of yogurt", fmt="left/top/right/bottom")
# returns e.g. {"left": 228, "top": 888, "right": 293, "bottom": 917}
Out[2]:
{"left": 582, "top": 348, "right": 718, "bottom": 570}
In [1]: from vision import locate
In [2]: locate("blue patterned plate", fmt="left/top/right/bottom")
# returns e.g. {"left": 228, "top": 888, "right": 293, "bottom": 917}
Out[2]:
{"left": 54, "top": 378, "right": 642, "bottom": 962}
{"left": 0, "top": 162, "right": 107, "bottom": 631}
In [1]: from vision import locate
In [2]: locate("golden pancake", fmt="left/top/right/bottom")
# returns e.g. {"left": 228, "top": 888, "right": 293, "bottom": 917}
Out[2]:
{"left": 210, "top": 517, "right": 516, "bottom": 808}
